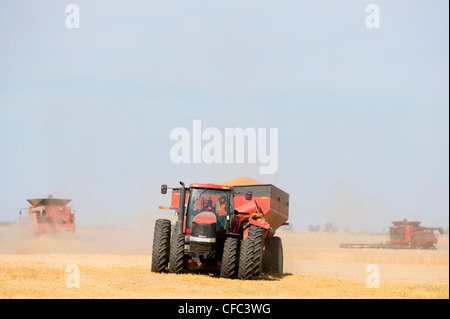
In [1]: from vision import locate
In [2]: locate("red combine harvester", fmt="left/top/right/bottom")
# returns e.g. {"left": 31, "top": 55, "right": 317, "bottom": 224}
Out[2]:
{"left": 151, "top": 177, "right": 289, "bottom": 279}
{"left": 340, "top": 219, "right": 444, "bottom": 250}
{"left": 25, "top": 194, "right": 75, "bottom": 235}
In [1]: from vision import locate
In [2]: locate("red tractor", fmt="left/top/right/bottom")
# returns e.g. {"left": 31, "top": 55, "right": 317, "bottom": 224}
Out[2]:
{"left": 25, "top": 194, "right": 75, "bottom": 235}
{"left": 151, "top": 180, "right": 289, "bottom": 279}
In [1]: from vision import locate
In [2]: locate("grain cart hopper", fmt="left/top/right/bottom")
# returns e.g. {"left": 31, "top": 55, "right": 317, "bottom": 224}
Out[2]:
{"left": 151, "top": 177, "right": 289, "bottom": 279}
{"left": 26, "top": 194, "right": 75, "bottom": 235}
{"left": 340, "top": 219, "right": 444, "bottom": 250}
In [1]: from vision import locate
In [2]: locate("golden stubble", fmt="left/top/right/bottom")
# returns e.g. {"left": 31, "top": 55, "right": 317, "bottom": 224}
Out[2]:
{"left": 0, "top": 228, "right": 448, "bottom": 299}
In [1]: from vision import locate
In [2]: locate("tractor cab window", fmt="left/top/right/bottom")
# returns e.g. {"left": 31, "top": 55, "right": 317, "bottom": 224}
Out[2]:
{"left": 186, "top": 189, "right": 231, "bottom": 231}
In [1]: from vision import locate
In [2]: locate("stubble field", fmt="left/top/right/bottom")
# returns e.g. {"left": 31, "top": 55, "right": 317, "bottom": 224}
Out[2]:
{"left": 0, "top": 225, "right": 448, "bottom": 299}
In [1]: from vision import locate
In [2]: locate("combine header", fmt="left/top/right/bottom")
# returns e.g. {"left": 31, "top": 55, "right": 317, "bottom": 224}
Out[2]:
{"left": 151, "top": 177, "right": 289, "bottom": 279}
{"left": 340, "top": 219, "right": 444, "bottom": 250}
{"left": 25, "top": 194, "right": 75, "bottom": 235}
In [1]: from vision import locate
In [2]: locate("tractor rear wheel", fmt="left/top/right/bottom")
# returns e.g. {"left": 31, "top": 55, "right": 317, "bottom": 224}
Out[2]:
{"left": 220, "top": 236, "right": 239, "bottom": 278}
{"left": 151, "top": 219, "right": 171, "bottom": 272}
{"left": 169, "top": 232, "right": 185, "bottom": 274}
{"left": 262, "top": 236, "right": 283, "bottom": 274}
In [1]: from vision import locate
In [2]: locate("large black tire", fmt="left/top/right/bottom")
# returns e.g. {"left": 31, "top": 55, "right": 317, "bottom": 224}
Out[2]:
{"left": 262, "top": 236, "right": 283, "bottom": 274}
{"left": 251, "top": 226, "right": 264, "bottom": 276}
{"left": 238, "top": 238, "right": 253, "bottom": 280}
{"left": 169, "top": 232, "right": 185, "bottom": 274}
{"left": 220, "top": 237, "right": 239, "bottom": 278}
{"left": 238, "top": 226, "right": 264, "bottom": 280}
{"left": 151, "top": 219, "right": 171, "bottom": 272}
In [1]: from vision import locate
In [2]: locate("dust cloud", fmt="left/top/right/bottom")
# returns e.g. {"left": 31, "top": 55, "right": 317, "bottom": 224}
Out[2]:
{"left": 321, "top": 174, "right": 399, "bottom": 233}
{"left": 0, "top": 219, "right": 159, "bottom": 255}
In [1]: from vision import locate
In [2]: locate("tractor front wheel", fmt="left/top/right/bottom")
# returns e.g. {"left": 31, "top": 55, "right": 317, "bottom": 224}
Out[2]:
{"left": 169, "top": 232, "right": 185, "bottom": 274}
{"left": 220, "top": 236, "right": 239, "bottom": 278}
{"left": 252, "top": 226, "right": 264, "bottom": 276}
{"left": 238, "top": 226, "right": 264, "bottom": 280}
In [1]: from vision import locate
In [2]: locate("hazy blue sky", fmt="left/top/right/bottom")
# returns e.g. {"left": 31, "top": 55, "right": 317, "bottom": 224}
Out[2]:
{"left": 0, "top": 0, "right": 448, "bottom": 232}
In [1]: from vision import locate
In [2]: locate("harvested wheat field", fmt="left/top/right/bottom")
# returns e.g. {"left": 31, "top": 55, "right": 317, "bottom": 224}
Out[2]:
{"left": 0, "top": 225, "right": 448, "bottom": 299}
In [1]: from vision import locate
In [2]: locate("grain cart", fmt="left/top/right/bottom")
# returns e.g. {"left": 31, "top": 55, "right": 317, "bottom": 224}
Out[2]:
{"left": 151, "top": 180, "right": 289, "bottom": 279}
{"left": 25, "top": 194, "right": 75, "bottom": 235}
{"left": 340, "top": 219, "right": 444, "bottom": 250}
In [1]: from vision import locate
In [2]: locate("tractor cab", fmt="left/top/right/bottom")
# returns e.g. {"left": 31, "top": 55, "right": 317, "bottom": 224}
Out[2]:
{"left": 185, "top": 184, "right": 234, "bottom": 235}
{"left": 176, "top": 184, "right": 237, "bottom": 266}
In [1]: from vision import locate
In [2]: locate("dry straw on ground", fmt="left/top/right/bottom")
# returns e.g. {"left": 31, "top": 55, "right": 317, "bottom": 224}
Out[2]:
{"left": 0, "top": 227, "right": 448, "bottom": 299}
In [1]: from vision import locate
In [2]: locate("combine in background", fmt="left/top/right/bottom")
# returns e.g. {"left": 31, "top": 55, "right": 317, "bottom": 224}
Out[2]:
{"left": 340, "top": 219, "right": 444, "bottom": 250}
{"left": 25, "top": 194, "right": 75, "bottom": 235}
